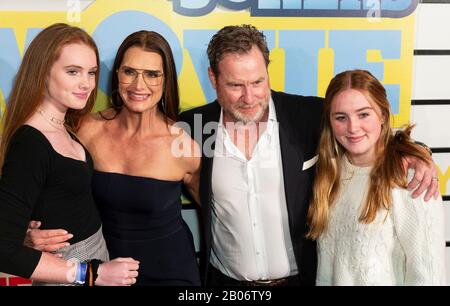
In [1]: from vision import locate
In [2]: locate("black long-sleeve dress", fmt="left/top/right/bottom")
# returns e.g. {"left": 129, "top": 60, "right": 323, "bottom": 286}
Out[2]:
{"left": 0, "top": 125, "right": 105, "bottom": 279}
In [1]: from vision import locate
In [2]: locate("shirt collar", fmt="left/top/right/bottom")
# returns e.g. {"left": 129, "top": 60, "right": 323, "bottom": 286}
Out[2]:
{"left": 266, "top": 97, "right": 277, "bottom": 139}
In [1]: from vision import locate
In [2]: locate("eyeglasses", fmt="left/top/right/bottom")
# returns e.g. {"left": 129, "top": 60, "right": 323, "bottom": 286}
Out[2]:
{"left": 117, "top": 66, "right": 164, "bottom": 86}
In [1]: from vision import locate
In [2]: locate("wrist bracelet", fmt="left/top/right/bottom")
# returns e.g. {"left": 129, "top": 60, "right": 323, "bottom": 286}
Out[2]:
{"left": 74, "top": 262, "right": 87, "bottom": 285}
{"left": 90, "top": 259, "right": 103, "bottom": 286}
{"left": 83, "top": 259, "right": 103, "bottom": 286}
{"left": 84, "top": 262, "right": 92, "bottom": 286}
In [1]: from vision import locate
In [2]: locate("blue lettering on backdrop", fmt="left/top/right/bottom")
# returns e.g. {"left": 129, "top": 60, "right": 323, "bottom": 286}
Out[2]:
{"left": 0, "top": 12, "right": 183, "bottom": 101}
{"left": 303, "top": 0, "right": 338, "bottom": 9}
{"left": 0, "top": 14, "right": 403, "bottom": 112}
{"left": 278, "top": 30, "right": 325, "bottom": 96}
{"left": 183, "top": 30, "right": 217, "bottom": 102}
{"left": 172, "top": 0, "right": 217, "bottom": 17}
{"left": 92, "top": 11, "right": 182, "bottom": 95}
{"left": 0, "top": 28, "right": 42, "bottom": 101}
{"left": 24, "top": 29, "right": 43, "bottom": 51}
{"left": 0, "top": 29, "right": 20, "bottom": 101}
{"left": 329, "top": 30, "right": 401, "bottom": 113}
{"left": 172, "top": 0, "right": 418, "bottom": 17}
{"left": 172, "top": 0, "right": 251, "bottom": 16}
{"left": 184, "top": 29, "right": 275, "bottom": 102}
{"left": 173, "top": 0, "right": 250, "bottom": 16}
{"left": 340, "top": 0, "right": 363, "bottom": 10}
{"left": 221, "top": 0, "right": 252, "bottom": 10}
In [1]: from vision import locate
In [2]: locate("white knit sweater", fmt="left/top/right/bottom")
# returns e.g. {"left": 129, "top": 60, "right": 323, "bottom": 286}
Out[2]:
{"left": 317, "top": 157, "right": 446, "bottom": 286}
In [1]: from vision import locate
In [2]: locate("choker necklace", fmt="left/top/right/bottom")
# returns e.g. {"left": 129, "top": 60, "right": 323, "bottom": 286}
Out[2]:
{"left": 37, "top": 108, "right": 66, "bottom": 125}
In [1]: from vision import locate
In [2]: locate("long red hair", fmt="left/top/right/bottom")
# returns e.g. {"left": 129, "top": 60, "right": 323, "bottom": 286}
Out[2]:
{"left": 0, "top": 23, "right": 99, "bottom": 170}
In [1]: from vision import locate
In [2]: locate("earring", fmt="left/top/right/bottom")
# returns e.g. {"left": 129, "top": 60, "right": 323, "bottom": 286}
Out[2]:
{"left": 160, "top": 97, "right": 166, "bottom": 113}
{"left": 111, "top": 89, "right": 124, "bottom": 109}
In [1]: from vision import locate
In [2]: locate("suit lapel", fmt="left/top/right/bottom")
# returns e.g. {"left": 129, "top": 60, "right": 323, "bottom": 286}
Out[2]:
{"left": 200, "top": 102, "right": 221, "bottom": 189}
{"left": 273, "top": 94, "right": 304, "bottom": 224}
{"left": 199, "top": 102, "right": 220, "bottom": 278}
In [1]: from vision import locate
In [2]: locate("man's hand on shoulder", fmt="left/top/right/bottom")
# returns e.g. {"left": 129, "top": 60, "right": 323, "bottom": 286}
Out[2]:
{"left": 403, "top": 156, "right": 440, "bottom": 201}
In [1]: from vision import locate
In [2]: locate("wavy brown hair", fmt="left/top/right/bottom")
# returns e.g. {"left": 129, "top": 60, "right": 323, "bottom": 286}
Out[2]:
{"left": 307, "top": 70, "right": 432, "bottom": 239}
{"left": 207, "top": 24, "right": 270, "bottom": 77}
{"left": 106, "top": 30, "right": 179, "bottom": 123}
{"left": 0, "top": 23, "right": 99, "bottom": 170}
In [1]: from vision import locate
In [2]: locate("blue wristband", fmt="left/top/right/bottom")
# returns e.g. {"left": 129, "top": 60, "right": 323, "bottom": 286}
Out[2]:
{"left": 74, "top": 262, "right": 87, "bottom": 285}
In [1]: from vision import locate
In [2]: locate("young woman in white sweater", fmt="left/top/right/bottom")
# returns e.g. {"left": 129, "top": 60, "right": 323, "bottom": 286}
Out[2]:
{"left": 307, "top": 69, "right": 446, "bottom": 286}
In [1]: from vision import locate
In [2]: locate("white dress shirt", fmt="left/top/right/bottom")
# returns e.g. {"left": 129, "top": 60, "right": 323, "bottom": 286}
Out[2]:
{"left": 210, "top": 98, "right": 298, "bottom": 281}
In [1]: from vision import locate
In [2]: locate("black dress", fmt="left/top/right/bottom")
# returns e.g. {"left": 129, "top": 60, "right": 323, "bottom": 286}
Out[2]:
{"left": 0, "top": 125, "right": 104, "bottom": 278}
{"left": 92, "top": 171, "right": 200, "bottom": 286}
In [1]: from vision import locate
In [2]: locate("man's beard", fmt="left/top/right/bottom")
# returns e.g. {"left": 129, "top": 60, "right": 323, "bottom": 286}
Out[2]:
{"left": 226, "top": 99, "right": 269, "bottom": 124}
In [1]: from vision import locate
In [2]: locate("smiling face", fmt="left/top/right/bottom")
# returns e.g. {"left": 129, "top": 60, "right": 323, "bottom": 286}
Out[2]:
{"left": 117, "top": 46, "right": 164, "bottom": 114}
{"left": 209, "top": 46, "right": 271, "bottom": 124}
{"left": 44, "top": 43, "right": 97, "bottom": 111}
{"left": 330, "top": 88, "right": 384, "bottom": 166}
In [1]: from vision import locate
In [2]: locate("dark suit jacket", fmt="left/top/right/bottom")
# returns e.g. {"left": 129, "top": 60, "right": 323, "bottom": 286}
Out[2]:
{"left": 179, "top": 90, "right": 323, "bottom": 286}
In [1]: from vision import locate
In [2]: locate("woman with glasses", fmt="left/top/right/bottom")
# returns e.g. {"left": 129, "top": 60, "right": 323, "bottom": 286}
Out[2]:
{"left": 0, "top": 23, "right": 139, "bottom": 286}
{"left": 26, "top": 31, "right": 201, "bottom": 285}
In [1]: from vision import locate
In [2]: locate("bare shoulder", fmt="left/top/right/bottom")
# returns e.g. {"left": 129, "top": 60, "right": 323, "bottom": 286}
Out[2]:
{"left": 97, "top": 108, "right": 118, "bottom": 120}
{"left": 78, "top": 109, "right": 115, "bottom": 142}
{"left": 169, "top": 123, "right": 199, "bottom": 150}
{"left": 168, "top": 121, "right": 184, "bottom": 137}
{"left": 168, "top": 123, "right": 201, "bottom": 170}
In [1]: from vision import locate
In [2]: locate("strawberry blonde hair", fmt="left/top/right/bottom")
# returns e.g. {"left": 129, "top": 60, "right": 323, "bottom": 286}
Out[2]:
{"left": 307, "top": 70, "right": 431, "bottom": 239}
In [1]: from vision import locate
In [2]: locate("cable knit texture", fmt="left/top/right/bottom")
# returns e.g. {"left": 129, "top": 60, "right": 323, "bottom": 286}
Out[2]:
{"left": 317, "top": 157, "right": 446, "bottom": 286}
